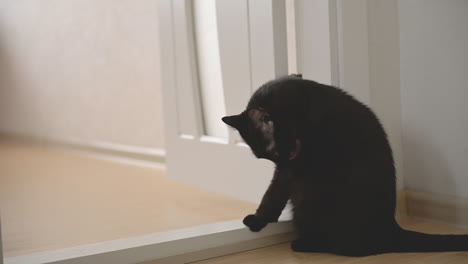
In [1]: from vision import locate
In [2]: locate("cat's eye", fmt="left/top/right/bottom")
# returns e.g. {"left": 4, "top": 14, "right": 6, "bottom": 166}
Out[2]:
{"left": 262, "top": 115, "right": 271, "bottom": 123}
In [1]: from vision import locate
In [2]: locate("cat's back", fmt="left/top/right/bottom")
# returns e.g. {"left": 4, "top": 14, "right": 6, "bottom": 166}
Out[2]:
{"left": 248, "top": 76, "right": 384, "bottom": 136}
{"left": 247, "top": 77, "right": 334, "bottom": 115}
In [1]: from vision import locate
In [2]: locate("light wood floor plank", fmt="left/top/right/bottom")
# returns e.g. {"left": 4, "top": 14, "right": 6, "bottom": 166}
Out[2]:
{"left": 0, "top": 139, "right": 257, "bottom": 257}
{"left": 194, "top": 215, "right": 468, "bottom": 263}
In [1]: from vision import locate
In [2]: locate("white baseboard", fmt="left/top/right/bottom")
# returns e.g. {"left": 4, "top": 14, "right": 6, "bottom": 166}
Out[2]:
{"left": 4, "top": 219, "right": 294, "bottom": 264}
{"left": 405, "top": 189, "right": 468, "bottom": 227}
{"left": 0, "top": 132, "right": 166, "bottom": 166}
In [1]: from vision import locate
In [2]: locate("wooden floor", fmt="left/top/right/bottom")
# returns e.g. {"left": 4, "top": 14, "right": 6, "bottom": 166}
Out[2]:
{"left": 195, "top": 218, "right": 468, "bottom": 264}
{"left": 0, "top": 139, "right": 257, "bottom": 257}
{"left": 3, "top": 139, "right": 468, "bottom": 263}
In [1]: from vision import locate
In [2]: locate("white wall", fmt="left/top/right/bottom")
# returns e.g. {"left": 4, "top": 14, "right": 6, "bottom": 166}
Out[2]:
{"left": 399, "top": 0, "right": 468, "bottom": 197}
{"left": 367, "top": 0, "right": 404, "bottom": 190}
{"left": 0, "top": 0, "right": 164, "bottom": 149}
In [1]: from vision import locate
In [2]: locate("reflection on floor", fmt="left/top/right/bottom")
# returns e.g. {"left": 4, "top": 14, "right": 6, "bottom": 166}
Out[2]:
{"left": 194, "top": 218, "right": 468, "bottom": 264}
{"left": 0, "top": 139, "right": 257, "bottom": 257}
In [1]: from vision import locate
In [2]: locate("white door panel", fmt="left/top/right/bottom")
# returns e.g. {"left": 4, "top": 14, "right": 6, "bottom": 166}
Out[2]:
{"left": 159, "top": 0, "right": 288, "bottom": 203}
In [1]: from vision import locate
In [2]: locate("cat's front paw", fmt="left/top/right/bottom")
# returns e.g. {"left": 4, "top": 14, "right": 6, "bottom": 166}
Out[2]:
{"left": 243, "top": 214, "right": 268, "bottom": 232}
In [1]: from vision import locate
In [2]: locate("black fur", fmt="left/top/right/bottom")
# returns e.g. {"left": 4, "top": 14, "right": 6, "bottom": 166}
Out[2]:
{"left": 222, "top": 76, "right": 468, "bottom": 256}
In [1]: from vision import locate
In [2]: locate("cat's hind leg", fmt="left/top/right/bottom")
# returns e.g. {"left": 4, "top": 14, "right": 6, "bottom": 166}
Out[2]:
{"left": 291, "top": 237, "right": 329, "bottom": 253}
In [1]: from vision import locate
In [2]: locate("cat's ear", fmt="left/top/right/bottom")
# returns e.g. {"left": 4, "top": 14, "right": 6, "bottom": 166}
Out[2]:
{"left": 222, "top": 114, "right": 243, "bottom": 130}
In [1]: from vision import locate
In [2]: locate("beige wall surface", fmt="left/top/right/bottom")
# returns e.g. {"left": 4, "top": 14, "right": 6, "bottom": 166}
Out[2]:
{"left": 0, "top": 0, "right": 164, "bottom": 149}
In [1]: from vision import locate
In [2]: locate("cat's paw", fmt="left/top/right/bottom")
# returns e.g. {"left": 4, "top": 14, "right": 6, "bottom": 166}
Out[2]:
{"left": 243, "top": 214, "right": 268, "bottom": 232}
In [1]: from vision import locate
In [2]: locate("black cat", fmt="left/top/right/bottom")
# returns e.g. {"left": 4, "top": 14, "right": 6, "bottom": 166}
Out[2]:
{"left": 222, "top": 75, "right": 468, "bottom": 256}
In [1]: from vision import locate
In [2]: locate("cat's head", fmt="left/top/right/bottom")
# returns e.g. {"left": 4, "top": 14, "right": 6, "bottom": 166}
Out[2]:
{"left": 222, "top": 108, "right": 278, "bottom": 161}
{"left": 222, "top": 75, "right": 304, "bottom": 163}
{"left": 222, "top": 108, "right": 301, "bottom": 163}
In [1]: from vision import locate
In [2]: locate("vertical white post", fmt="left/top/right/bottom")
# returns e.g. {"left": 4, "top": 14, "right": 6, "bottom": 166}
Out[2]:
{"left": 248, "top": 0, "right": 288, "bottom": 89}
{"left": 172, "top": 0, "right": 205, "bottom": 138}
{"left": 193, "top": 0, "right": 228, "bottom": 139}
{"left": 294, "top": 0, "right": 333, "bottom": 85}
{"left": 334, "top": 0, "right": 370, "bottom": 103}
{"left": 215, "top": 0, "right": 252, "bottom": 144}
{"left": 286, "top": 0, "right": 298, "bottom": 74}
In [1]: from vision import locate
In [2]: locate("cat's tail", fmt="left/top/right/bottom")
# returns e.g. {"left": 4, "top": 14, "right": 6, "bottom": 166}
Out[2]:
{"left": 394, "top": 224, "right": 468, "bottom": 253}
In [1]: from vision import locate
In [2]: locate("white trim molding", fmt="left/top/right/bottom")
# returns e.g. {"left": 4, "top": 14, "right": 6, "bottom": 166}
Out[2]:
{"left": 0, "top": 133, "right": 166, "bottom": 166}
{"left": 406, "top": 190, "right": 468, "bottom": 228}
{"left": 4, "top": 219, "right": 294, "bottom": 264}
